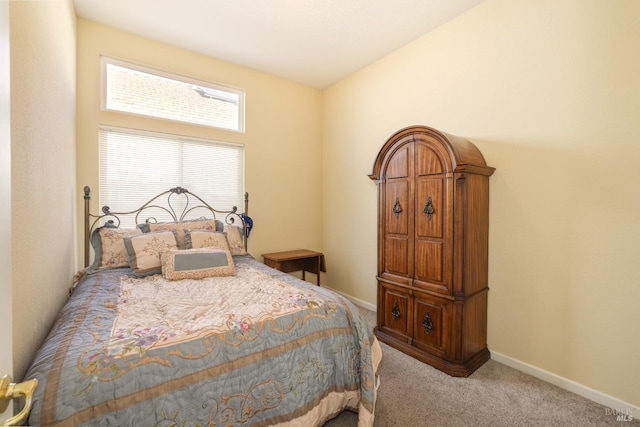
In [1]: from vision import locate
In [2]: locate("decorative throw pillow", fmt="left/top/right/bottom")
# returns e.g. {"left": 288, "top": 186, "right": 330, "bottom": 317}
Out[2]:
{"left": 124, "top": 230, "right": 179, "bottom": 277}
{"left": 184, "top": 230, "right": 231, "bottom": 251}
{"left": 138, "top": 218, "right": 223, "bottom": 249}
{"left": 89, "top": 224, "right": 142, "bottom": 271}
{"left": 223, "top": 224, "right": 247, "bottom": 256}
{"left": 161, "top": 247, "right": 236, "bottom": 280}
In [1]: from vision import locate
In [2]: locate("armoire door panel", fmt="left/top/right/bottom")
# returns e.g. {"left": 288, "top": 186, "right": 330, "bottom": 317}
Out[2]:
{"left": 415, "top": 178, "right": 444, "bottom": 238}
{"left": 384, "top": 181, "right": 409, "bottom": 235}
{"left": 384, "top": 237, "right": 409, "bottom": 276}
{"left": 385, "top": 145, "right": 410, "bottom": 179}
{"left": 413, "top": 296, "right": 451, "bottom": 356}
{"left": 415, "top": 143, "right": 444, "bottom": 176}
{"left": 381, "top": 286, "right": 410, "bottom": 338}
{"left": 415, "top": 239, "right": 444, "bottom": 284}
{"left": 413, "top": 295, "right": 450, "bottom": 356}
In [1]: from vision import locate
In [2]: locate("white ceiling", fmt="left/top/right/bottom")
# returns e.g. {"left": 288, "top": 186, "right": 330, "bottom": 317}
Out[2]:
{"left": 73, "top": 0, "right": 485, "bottom": 89}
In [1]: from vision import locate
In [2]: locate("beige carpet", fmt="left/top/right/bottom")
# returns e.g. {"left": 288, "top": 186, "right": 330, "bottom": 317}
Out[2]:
{"left": 324, "top": 307, "right": 638, "bottom": 427}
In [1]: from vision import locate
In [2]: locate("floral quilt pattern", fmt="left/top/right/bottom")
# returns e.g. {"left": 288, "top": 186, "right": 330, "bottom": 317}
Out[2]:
{"left": 25, "top": 255, "right": 381, "bottom": 427}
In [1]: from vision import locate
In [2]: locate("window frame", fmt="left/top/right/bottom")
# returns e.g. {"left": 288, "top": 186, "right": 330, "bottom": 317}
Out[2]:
{"left": 100, "top": 56, "right": 245, "bottom": 133}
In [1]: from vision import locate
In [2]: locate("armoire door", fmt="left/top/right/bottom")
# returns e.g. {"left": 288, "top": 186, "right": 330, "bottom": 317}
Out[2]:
{"left": 413, "top": 139, "right": 452, "bottom": 295}
{"left": 412, "top": 291, "right": 452, "bottom": 357}
{"left": 380, "top": 142, "right": 414, "bottom": 286}
{"left": 378, "top": 283, "right": 412, "bottom": 342}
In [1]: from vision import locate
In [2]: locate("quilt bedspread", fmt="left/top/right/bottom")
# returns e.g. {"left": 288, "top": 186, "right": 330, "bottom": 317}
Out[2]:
{"left": 25, "top": 255, "right": 381, "bottom": 426}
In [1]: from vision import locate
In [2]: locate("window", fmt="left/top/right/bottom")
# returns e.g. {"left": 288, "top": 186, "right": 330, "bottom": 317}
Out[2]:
{"left": 101, "top": 57, "right": 244, "bottom": 132}
{"left": 99, "top": 126, "right": 244, "bottom": 228}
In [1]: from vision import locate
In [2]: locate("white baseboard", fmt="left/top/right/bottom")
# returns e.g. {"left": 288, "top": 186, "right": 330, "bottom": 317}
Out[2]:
{"left": 325, "top": 287, "right": 638, "bottom": 416}
{"left": 491, "top": 351, "right": 639, "bottom": 414}
{"left": 322, "top": 285, "right": 376, "bottom": 312}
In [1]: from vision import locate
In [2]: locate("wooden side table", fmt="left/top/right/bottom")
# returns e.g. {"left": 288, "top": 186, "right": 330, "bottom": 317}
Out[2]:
{"left": 262, "top": 249, "right": 326, "bottom": 286}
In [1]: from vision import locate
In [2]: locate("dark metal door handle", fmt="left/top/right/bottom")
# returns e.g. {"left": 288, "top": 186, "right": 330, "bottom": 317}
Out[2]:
{"left": 423, "top": 197, "right": 434, "bottom": 220}
{"left": 422, "top": 312, "right": 433, "bottom": 334}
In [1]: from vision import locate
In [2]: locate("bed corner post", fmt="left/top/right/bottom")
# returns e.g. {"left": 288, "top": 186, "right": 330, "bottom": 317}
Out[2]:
{"left": 244, "top": 192, "right": 249, "bottom": 252}
{"left": 84, "top": 186, "right": 91, "bottom": 268}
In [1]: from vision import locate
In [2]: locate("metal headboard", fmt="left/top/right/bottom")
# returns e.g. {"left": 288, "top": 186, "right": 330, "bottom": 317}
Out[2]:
{"left": 83, "top": 186, "right": 249, "bottom": 267}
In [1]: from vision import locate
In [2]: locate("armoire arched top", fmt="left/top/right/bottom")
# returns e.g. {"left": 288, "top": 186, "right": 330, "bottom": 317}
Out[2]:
{"left": 369, "top": 125, "right": 495, "bottom": 181}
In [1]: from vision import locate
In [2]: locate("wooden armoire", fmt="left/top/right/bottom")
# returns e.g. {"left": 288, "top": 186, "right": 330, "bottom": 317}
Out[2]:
{"left": 369, "top": 126, "right": 495, "bottom": 377}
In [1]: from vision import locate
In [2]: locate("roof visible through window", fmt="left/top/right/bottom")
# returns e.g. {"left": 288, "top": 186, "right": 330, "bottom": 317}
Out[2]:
{"left": 102, "top": 57, "right": 244, "bottom": 132}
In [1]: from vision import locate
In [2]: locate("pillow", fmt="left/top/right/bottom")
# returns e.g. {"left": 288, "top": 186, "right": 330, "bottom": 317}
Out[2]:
{"left": 223, "top": 224, "right": 247, "bottom": 256}
{"left": 161, "top": 247, "right": 236, "bottom": 280}
{"left": 124, "top": 230, "right": 179, "bottom": 277}
{"left": 138, "top": 218, "right": 223, "bottom": 249}
{"left": 89, "top": 224, "right": 142, "bottom": 271}
{"left": 184, "top": 230, "right": 231, "bottom": 251}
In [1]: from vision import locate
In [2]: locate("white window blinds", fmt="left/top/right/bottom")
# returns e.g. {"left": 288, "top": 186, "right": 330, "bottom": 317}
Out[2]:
{"left": 98, "top": 126, "right": 244, "bottom": 228}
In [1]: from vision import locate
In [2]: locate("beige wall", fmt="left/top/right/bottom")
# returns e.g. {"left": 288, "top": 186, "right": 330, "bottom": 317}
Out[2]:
{"left": 323, "top": 0, "right": 640, "bottom": 407}
{"left": 9, "top": 0, "right": 638, "bottom": 412}
{"left": 76, "top": 19, "right": 323, "bottom": 265}
{"left": 10, "top": 0, "right": 77, "bottom": 380}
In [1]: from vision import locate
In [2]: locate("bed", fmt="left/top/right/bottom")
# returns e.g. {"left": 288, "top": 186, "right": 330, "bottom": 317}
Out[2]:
{"left": 23, "top": 186, "right": 382, "bottom": 426}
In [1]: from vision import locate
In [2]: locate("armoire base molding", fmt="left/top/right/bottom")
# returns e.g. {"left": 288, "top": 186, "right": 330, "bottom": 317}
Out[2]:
{"left": 373, "top": 327, "right": 490, "bottom": 377}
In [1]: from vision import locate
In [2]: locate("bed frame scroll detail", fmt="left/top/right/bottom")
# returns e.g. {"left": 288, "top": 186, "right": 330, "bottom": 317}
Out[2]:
{"left": 83, "top": 186, "right": 249, "bottom": 268}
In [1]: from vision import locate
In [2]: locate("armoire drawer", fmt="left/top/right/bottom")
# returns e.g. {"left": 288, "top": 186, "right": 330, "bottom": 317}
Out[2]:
{"left": 412, "top": 292, "right": 452, "bottom": 357}
{"left": 378, "top": 282, "right": 411, "bottom": 342}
